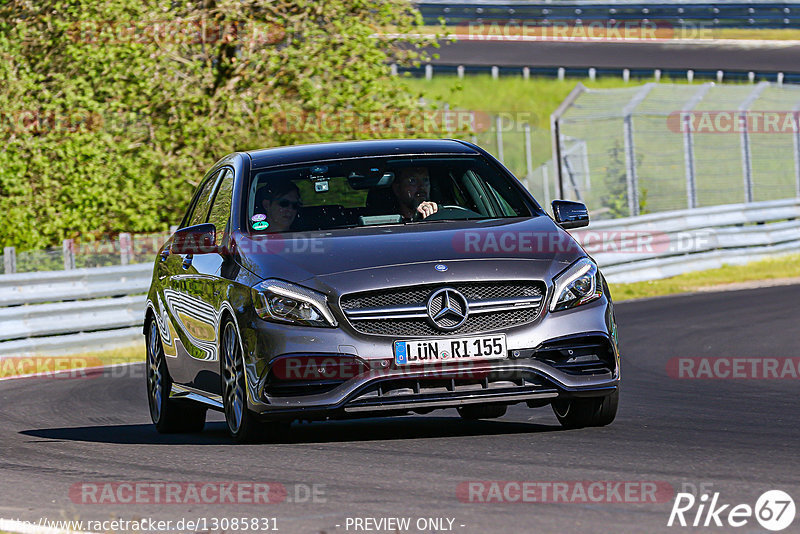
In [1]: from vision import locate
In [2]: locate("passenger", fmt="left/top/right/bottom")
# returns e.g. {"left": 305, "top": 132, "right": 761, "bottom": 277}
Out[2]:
{"left": 391, "top": 167, "right": 438, "bottom": 221}
{"left": 257, "top": 181, "right": 302, "bottom": 232}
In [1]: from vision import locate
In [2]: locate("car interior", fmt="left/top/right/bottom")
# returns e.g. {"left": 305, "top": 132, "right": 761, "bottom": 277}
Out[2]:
{"left": 249, "top": 157, "right": 530, "bottom": 232}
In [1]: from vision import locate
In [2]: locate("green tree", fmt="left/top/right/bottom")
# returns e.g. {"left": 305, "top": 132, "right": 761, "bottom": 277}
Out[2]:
{"left": 601, "top": 140, "right": 647, "bottom": 219}
{"left": 0, "top": 0, "right": 441, "bottom": 249}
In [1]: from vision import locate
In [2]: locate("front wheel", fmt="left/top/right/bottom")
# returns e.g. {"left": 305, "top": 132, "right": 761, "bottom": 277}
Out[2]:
{"left": 220, "top": 320, "right": 288, "bottom": 443}
{"left": 146, "top": 320, "right": 206, "bottom": 433}
{"left": 552, "top": 389, "right": 618, "bottom": 429}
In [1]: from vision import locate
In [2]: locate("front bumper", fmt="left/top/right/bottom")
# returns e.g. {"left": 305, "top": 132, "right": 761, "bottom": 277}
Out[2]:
{"left": 260, "top": 360, "right": 616, "bottom": 421}
{"left": 237, "top": 290, "right": 619, "bottom": 420}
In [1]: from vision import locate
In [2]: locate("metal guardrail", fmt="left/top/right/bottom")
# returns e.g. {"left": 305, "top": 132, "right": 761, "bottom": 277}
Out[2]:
{"left": 0, "top": 263, "right": 152, "bottom": 307}
{"left": 0, "top": 198, "right": 797, "bottom": 357}
{"left": 418, "top": 1, "right": 800, "bottom": 29}
{"left": 584, "top": 198, "right": 800, "bottom": 282}
{"left": 0, "top": 264, "right": 152, "bottom": 357}
{"left": 408, "top": 1, "right": 800, "bottom": 82}
{"left": 399, "top": 65, "right": 800, "bottom": 86}
{"left": 602, "top": 239, "right": 800, "bottom": 282}
{"left": 0, "top": 295, "right": 144, "bottom": 340}
{"left": 0, "top": 327, "right": 144, "bottom": 359}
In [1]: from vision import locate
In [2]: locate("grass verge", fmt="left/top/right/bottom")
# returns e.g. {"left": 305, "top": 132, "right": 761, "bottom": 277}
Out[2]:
{"left": 406, "top": 74, "right": 638, "bottom": 131}
{"left": 405, "top": 74, "right": 649, "bottom": 188}
{"left": 609, "top": 253, "right": 800, "bottom": 301}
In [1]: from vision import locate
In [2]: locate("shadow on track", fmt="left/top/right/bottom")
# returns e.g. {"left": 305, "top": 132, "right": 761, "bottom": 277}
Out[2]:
{"left": 21, "top": 416, "right": 560, "bottom": 445}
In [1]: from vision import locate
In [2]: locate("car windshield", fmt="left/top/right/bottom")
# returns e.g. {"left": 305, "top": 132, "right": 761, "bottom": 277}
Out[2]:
{"left": 246, "top": 156, "right": 534, "bottom": 233}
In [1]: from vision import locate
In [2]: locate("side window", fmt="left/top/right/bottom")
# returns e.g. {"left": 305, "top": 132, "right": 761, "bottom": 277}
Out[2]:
{"left": 207, "top": 169, "right": 234, "bottom": 243}
{"left": 184, "top": 170, "right": 221, "bottom": 228}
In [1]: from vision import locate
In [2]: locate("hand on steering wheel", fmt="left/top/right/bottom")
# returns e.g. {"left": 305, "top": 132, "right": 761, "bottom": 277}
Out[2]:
{"left": 414, "top": 201, "right": 438, "bottom": 220}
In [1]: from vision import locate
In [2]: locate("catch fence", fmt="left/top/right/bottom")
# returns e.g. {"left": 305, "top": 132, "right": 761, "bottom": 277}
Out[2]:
{"left": 551, "top": 81, "right": 800, "bottom": 219}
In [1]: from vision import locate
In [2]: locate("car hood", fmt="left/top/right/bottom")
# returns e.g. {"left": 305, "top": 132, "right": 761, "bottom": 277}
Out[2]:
{"left": 235, "top": 216, "right": 585, "bottom": 291}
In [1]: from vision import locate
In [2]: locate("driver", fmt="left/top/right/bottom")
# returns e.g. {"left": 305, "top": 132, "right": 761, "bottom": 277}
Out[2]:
{"left": 391, "top": 167, "right": 438, "bottom": 221}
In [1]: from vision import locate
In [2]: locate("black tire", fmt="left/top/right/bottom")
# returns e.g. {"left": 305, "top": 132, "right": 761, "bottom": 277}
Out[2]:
{"left": 220, "top": 319, "right": 288, "bottom": 443}
{"left": 457, "top": 404, "right": 507, "bottom": 420}
{"left": 552, "top": 389, "right": 619, "bottom": 429}
{"left": 146, "top": 320, "right": 206, "bottom": 433}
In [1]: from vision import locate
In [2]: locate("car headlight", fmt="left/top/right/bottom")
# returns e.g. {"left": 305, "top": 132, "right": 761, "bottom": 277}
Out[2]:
{"left": 252, "top": 279, "right": 337, "bottom": 327}
{"left": 550, "top": 258, "right": 603, "bottom": 312}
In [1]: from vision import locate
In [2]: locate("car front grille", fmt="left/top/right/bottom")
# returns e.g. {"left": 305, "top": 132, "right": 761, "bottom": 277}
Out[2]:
{"left": 340, "top": 281, "right": 545, "bottom": 337}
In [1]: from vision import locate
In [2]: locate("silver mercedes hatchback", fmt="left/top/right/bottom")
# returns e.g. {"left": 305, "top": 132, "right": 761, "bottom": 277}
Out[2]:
{"left": 144, "top": 139, "right": 620, "bottom": 442}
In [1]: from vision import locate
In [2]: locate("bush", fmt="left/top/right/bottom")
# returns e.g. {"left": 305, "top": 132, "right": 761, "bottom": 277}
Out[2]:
{"left": 0, "top": 0, "right": 439, "bottom": 249}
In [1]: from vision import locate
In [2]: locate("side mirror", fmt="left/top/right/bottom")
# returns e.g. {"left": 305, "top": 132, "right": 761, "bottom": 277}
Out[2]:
{"left": 171, "top": 223, "right": 217, "bottom": 255}
{"left": 552, "top": 200, "right": 589, "bottom": 229}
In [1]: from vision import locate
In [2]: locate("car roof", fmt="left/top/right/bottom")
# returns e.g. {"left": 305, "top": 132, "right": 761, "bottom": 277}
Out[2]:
{"left": 246, "top": 139, "right": 479, "bottom": 170}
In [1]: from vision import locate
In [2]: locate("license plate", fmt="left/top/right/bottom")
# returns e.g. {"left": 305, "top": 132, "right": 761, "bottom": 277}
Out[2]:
{"left": 394, "top": 335, "right": 507, "bottom": 366}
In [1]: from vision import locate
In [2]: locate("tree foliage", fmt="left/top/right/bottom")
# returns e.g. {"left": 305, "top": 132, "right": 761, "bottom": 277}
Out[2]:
{"left": 0, "top": 0, "right": 439, "bottom": 249}
{"left": 602, "top": 140, "right": 647, "bottom": 219}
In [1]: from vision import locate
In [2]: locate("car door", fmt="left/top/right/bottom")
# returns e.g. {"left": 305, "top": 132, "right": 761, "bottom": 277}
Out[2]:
{"left": 179, "top": 167, "right": 235, "bottom": 393}
{"left": 158, "top": 168, "right": 224, "bottom": 386}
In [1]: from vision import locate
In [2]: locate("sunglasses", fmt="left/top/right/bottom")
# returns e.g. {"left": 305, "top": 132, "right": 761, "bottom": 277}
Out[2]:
{"left": 277, "top": 199, "right": 302, "bottom": 209}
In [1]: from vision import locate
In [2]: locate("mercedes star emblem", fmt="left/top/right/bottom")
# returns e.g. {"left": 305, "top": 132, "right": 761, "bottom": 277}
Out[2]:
{"left": 426, "top": 288, "right": 469, "bottom": 331}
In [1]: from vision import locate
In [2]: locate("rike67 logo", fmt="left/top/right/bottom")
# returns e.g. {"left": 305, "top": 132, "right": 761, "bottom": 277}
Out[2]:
{"left": 668, "top": 490, "right": 795, "bottom": 531}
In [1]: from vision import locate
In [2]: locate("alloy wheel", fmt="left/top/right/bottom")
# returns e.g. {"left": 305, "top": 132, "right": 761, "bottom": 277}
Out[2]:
{"left": 222, "top": 322, "right": 245, "bottom": 434}
{"left": 146, "top": 322, "right": 164, "bottom": 423}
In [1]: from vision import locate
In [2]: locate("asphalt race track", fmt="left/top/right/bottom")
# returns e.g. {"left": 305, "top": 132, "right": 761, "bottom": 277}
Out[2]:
{"left": 428, "top": 39, "right": 800, "bottom": 73}
{"left": 1, "top": 284, "right": 799, "bottom": 533}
